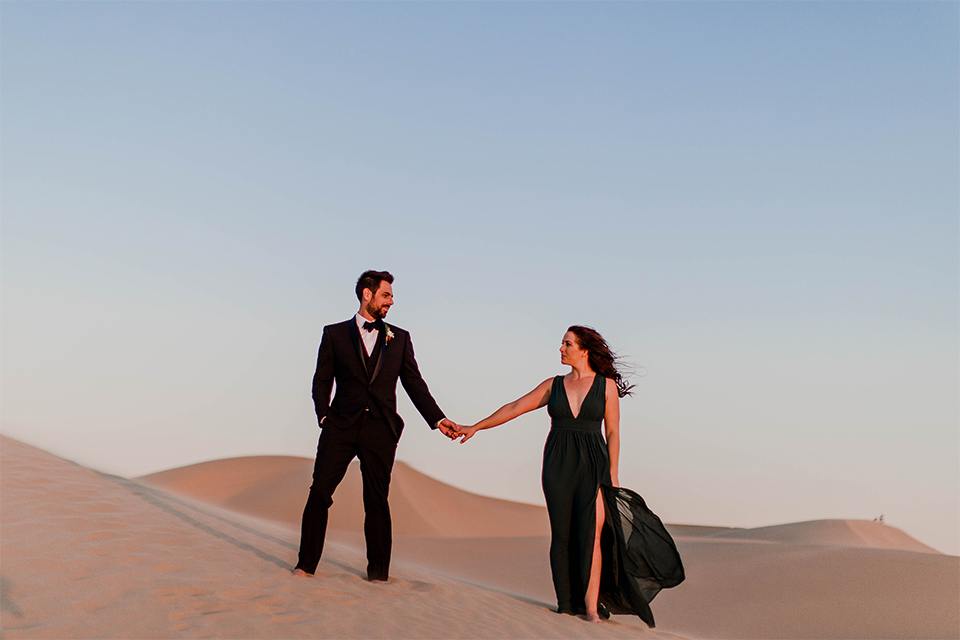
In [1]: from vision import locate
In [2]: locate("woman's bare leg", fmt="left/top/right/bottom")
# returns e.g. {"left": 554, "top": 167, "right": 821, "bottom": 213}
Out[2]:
{"left": 584, "top": 491, "right": 605, "bottom": 623}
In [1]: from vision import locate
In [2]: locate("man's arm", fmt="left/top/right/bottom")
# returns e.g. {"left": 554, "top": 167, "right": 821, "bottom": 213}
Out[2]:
{"left": 312, "top": 326, "right": 335, "bottom": 427}
{"left": 397, "top": 332, "right": 446, "bottom": 430}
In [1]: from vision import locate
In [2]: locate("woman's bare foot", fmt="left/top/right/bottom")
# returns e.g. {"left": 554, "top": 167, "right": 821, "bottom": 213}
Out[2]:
{"left": 585, "top": 612, "right": 603, "bottom": 623}
{"left": 292, "top": 568, "right": 312, "bottom": 577}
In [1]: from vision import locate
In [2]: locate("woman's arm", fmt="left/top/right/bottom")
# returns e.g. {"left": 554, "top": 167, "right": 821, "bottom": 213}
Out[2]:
{"left": 604, "top": 378, "right": 621, "bottom": 487}
{"left": 457, "top": 378, "right": 553, "bottom": 443}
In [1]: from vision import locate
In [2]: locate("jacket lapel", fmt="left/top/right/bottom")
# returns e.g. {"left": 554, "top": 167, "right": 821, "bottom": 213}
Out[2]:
{"left": 369, "top": 324, "right": 389, "bottom": 383}
{"left": 347, "top": 318, "right": 369, "bottom": 377}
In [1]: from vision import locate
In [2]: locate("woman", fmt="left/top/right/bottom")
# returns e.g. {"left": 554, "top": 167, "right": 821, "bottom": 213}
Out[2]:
{"left": 456, "top": 326, "right": 683, "bottom": 626}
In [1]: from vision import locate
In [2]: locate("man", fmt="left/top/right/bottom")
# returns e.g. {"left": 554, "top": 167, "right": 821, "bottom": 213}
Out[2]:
{"left": 293, "top": 270, "right": 459, "bottom": 582}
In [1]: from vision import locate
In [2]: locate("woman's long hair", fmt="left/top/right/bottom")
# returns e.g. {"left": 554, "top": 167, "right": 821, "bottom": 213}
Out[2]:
{"left": 567, "top": 325, "right": 635, "bottom": 398}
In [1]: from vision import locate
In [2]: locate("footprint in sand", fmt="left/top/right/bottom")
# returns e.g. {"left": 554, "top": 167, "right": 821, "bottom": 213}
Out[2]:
{"left": 368, "top": 578, "right": 441, "bottom": 595}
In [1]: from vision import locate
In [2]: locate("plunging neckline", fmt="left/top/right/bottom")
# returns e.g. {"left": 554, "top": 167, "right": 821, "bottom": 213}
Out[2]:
{"left": 562, "top": 374, "right": 598, "bottom": 420}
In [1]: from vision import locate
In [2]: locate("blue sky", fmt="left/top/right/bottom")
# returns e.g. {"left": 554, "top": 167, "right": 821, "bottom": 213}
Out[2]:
{"left": 2, "top": 2, "right": 957, "bottom": 554}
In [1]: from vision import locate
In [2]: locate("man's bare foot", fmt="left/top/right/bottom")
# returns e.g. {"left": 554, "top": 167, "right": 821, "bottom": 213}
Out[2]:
{"left": 368, "top": 578, "right": 388, "bottom": 584}
{"left": 292, "top": 568, "right": 312, "bottom": 577}
{"left": 585, "top": 612, "right": 603, "bottom": 623}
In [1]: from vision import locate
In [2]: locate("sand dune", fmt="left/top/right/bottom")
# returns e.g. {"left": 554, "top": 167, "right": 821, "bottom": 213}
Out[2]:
{"left": 4, "top": 438, "right": 958, "bottom": 639}
{"left": 710, "top": 518, "right": 943, "bottom": 553}
{"left": 139, "top": 455, "right": 550, "bottom": 537}
{"left": 139, "top": 455, "right": 943, "bottom": 553}
{"left": 655, "top": 536, "right": 958, "bottom": 639}
{"left": 133, "top": 453, "right": 960, "bottom": 640}
{"left": 0, "top": 436, "right": 663, "bottom": 639}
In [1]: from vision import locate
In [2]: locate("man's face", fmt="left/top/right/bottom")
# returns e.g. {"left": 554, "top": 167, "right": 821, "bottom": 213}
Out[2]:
{"left": 363, "top": 282, "right": 394, "bottom": 320}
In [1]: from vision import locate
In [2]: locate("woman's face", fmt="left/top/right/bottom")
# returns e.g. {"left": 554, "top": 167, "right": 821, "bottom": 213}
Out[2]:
{"left": 560, "top": 331, "right": 588, "bottom": 366}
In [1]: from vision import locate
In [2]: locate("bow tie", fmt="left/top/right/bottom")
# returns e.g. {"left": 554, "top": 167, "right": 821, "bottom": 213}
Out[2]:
{"left": 362, "top": 320, "right": 380, "bottom": 333}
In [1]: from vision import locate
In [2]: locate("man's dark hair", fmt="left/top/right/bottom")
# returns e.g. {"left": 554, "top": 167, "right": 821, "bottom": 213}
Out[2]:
{"left": 356, "top": 270, "right": 394, "bottom": 302}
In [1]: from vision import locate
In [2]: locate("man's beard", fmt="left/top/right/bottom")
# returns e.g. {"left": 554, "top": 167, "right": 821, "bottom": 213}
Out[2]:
{"left": 365, "top": 302, "right": 388, "bottom": 320}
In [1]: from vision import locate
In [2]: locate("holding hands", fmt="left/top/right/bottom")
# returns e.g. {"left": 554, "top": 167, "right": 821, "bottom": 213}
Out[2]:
{"left": 453, "top": 424, "right": 480, "bottom": 444}
{"left": 436, "top": 418, "right": 462, "bottom": 440}
{"left": 436, "top": 419, "right": 481, "bottom": 443}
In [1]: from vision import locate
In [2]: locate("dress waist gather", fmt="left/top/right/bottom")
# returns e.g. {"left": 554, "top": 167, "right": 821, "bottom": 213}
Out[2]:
{"left": 550, "top": 418, "right": 603, "bottom": 433}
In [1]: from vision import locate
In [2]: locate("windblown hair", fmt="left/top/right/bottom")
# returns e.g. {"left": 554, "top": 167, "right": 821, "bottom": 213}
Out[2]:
{"left": 566, "top": 325, "right": 635, "bottom": 398}
{"left": 355, "top": 270, "right": 394, "bottom": 301}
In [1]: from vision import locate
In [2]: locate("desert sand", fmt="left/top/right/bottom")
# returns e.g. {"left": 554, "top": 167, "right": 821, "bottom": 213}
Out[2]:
{"left": 2, "top": 435, "right": 957, "bottom": 639}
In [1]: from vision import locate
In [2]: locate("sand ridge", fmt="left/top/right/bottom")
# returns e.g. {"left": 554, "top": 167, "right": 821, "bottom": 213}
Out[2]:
{"left": 139, "top": 455, "right": 550, "bottom": 537}
{"left": 140, "top": 454, "right": 948, "bottom": 553}
{"left": 709, "top": 518, "right": 943, "bottom": 553}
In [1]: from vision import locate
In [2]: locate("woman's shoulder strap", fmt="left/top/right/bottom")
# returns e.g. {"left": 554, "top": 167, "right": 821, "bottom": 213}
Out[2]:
{"left": 550, "top": 375, "right": 564, "bottom": 394}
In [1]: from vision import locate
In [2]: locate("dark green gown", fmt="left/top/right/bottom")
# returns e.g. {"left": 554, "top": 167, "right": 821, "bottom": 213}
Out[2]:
{"left": 542, "top": 375, "right": 684, "bottom": 627}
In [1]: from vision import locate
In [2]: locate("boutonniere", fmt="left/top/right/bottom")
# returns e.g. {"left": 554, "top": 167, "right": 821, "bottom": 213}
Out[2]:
{"left": 384, "top": 325, "right": 395, "bottom": 344}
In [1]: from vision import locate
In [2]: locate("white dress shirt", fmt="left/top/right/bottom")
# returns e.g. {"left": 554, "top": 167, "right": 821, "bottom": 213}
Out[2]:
{"left": 356, "top": 313, "right": 379, "bottom": 356}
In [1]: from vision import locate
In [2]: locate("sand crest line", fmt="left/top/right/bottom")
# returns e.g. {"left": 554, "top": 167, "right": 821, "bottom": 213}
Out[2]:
{"left": 95, "top": 472, "right": 294, "bottom": 569}
{"left": 107, "top": 471, "right": 570, "bottom": 613}
{"left": 96, "top": 471, "right": 377, "bottom": 578}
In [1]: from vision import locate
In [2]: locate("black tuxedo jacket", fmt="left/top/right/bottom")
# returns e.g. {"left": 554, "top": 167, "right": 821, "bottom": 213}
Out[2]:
{"left": 312, "top": 318, "right": 445, "bottom": 441}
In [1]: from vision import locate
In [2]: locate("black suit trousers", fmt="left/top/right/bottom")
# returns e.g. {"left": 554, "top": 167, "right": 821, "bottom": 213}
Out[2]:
{"left": 296, "top": 412, "right": 398, "bottom": 580}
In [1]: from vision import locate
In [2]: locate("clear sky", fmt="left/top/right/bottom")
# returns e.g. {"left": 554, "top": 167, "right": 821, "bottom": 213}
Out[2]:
{"left": 2, "top": 2, "right": 957, "bottom": 555}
